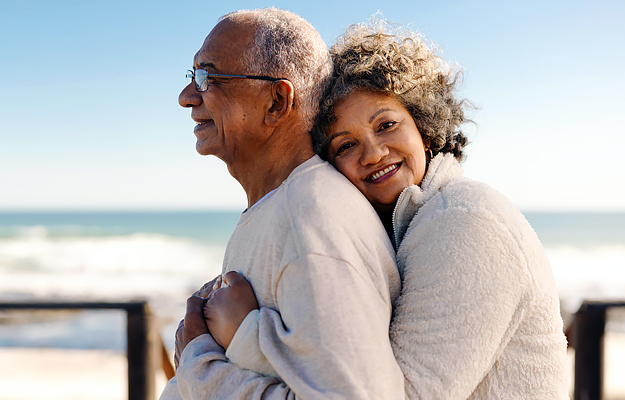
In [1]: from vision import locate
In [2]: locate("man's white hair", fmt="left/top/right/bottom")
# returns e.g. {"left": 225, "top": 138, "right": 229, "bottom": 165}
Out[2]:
{"left": 221, "top": 8, "right": 332, "bottom": 132}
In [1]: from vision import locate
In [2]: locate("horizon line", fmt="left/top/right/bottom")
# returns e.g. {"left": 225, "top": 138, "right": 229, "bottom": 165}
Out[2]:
{"left": 1, "top": 208, "right": 625, "bottom": 215}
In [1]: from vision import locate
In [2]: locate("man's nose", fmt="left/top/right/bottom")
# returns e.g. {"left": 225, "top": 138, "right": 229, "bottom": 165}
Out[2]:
{"left": 179, "top": 83, "right": 202, "bottom": 108}
{"left": 360, "top": 136, "right": 389, "bottom": 166}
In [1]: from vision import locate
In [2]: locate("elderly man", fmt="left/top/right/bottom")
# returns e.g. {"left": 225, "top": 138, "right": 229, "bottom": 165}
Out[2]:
{"left": 160, "top": 8, "right": 404, "bottom": 400}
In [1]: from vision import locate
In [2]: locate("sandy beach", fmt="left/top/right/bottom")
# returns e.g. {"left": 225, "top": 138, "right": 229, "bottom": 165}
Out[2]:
{"left": 0, "top": 348, "right": 168, "bottom": 400}
{"left": 1, "top": 333, "right": 624, "bottom": 400}
{"left": 604, "top": 331, "right": 625, "bottom": 399}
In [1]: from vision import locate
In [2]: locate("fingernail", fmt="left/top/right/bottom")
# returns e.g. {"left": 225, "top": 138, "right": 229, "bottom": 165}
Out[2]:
{"left": 213, "top": 276, "right": 222, "bottom": 290}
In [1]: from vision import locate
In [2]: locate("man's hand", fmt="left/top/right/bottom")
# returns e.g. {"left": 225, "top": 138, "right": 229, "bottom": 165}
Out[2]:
{"left": 204, "top": 271, "right": 259, "bottom": 350}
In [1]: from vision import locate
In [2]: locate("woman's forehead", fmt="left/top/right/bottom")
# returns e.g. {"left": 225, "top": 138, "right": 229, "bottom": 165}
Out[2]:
{"left": 333, "top": 91, "right": 403, "bottom": 119}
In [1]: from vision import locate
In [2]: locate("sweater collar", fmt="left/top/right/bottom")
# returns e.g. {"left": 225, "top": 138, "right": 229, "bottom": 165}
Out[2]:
{"left": 392, "top": 153, "right": 464, "bottom": 246}
{"left": 237, "top": 155, "right": 323, "bottom": 226}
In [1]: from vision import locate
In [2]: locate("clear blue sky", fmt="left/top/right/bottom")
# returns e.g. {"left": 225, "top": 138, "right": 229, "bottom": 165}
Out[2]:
{"left": 1, "top": 0, "right": 623, "bottom": 211}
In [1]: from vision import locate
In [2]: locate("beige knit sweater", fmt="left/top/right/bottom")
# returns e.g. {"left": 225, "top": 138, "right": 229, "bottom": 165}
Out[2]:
{"left": 160, "top": 155, "right": 404, "bottom": 400}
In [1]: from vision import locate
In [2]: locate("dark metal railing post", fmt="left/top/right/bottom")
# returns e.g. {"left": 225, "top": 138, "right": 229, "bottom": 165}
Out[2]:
{"left": 127, "top": 302, "right": 155, "bottom": 400}
{"left": 574, "top": 302, "right": 607, "bottom": 400}
{"left": 0, "top": 301, "right": 158, "bottom": 400}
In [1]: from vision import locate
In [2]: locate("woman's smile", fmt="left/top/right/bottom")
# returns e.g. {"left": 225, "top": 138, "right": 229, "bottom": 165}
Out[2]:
{"left": 367, "top": 162, "right": 401, "bottom": 183}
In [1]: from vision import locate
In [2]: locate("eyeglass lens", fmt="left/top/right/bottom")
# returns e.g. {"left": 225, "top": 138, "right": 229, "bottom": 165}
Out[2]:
{"left": 186, "top": 70, "right": 209, "bottom": 92}
{"left": 194, "top": 70, "right": 209, "bottom": 91}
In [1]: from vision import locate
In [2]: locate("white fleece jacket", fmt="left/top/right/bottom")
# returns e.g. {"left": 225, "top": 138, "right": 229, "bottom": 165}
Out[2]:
{"left": 390, "top": 153, "right": 569, "bottom": 399}
{"left": 224, "top": 153, "right": 570, "bottom": 399}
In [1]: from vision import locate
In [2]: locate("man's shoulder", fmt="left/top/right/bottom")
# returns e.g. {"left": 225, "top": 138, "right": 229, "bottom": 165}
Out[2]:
{"left": 238, "top": 155, "right": 392, "bottom": 260}
{"left": 280, "top": 157, "right": 396, "bottom": 291}
{"left": 283, "top": 157, "right": 390, "bottom": 247}
{"left": 283, "top": 155, "right": 367, "bottom": 207}
{"left": 237, "top": 156, "right": 371, "bottom": 230}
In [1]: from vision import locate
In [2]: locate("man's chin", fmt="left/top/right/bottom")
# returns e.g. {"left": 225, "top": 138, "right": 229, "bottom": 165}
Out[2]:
{"left": 195, "top": 142, "right": 214, "bottom": 156}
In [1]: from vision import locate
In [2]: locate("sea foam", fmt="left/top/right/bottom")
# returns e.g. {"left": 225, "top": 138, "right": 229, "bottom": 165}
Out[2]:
{"left": 2, "top": 223, "right": 625, "bottom": 350}
{"left": 546, "top": 244, "right": 625, "bottom": 314}
{"left": 0, "top": 229, "right": 225, "bottom": 345}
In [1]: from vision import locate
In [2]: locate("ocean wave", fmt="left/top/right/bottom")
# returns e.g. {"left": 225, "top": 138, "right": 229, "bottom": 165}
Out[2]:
{"left": 3, "top": 235, "right": 624, "bottom": 304}
{"left": 0, "top": 232, "right": 224, "bottom": 274}
{"left": 0, "top": 233, "right": 228, "bottom": 349}
{"left": 2, "top": 234, "right": 625, "bottom": 349}
{"left": 546, "top": 244, "right": 625, "bottom": 313}
{"left": 0, "top": 233, "right": 224, "bottom": 320}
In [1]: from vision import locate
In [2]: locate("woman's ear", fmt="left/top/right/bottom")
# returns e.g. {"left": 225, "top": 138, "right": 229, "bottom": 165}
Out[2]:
{"left": 265, "top": 79, "right": 295, "bottom": 127}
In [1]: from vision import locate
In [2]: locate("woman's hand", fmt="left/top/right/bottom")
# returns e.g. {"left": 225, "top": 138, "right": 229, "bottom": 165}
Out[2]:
{"left": 174, "top": 275, "right": 221, "bottom": 368}
{"left": 174, "top": 295, "right": 210, "bottom": 368}
{"left": 203, "top": 271, "right": 259, "bottom": 350}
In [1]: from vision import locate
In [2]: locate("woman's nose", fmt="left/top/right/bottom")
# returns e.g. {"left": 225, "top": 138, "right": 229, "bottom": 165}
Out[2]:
{"left": 360, "top": 137, "right": 389, "bottom": 166}
{"left": 179, "top": 82, "right": 202, "bottom": 108}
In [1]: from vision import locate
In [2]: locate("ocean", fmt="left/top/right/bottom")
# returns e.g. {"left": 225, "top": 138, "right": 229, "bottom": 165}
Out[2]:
{"left": 1, "top": 211, "right": 624, "bottom": 350}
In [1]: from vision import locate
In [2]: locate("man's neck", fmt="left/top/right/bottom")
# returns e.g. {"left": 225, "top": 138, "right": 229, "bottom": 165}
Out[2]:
{"left": 246, "top": 150, "right": 313, "bottom": 207}
{"left": 232, "top": 132, "right": 315, "bottom": 208}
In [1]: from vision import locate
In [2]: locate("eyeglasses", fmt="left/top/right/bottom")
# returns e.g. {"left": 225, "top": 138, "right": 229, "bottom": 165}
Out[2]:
{"left": 186, "top": 69, "right": 281, "bottom": 92}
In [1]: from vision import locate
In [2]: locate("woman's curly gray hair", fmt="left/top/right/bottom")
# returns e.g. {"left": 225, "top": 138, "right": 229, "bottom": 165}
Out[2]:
{"left": 312, "top": 21, "right": 470, "bottom": 160}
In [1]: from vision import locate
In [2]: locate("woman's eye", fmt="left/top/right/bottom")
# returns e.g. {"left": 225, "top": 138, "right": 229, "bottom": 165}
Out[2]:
{"left": 379, "top": 121, "right": 396, "bottom": 131}
{"left": 336, "top": 142, "right": 355, "bottom": 154}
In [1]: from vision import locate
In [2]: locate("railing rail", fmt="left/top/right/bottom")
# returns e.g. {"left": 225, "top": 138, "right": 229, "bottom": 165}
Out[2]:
{"left": 0, "top": 301, "right": 174, "bottom": 400}
{"left": 4, "top": 299, "right": 624, "bottom": 400}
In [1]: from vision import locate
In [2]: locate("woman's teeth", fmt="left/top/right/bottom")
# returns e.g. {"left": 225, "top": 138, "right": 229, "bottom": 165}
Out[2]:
{"left": 370, "top": 164, "right": 398, "bottom": 181}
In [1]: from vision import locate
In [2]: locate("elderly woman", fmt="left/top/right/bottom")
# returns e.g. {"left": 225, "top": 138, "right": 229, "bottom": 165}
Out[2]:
{"left": 310, "top": 22, "right": 570, "bottom": 399}
{"left": 196, "top": 21, "right": 570, "bottom": 399}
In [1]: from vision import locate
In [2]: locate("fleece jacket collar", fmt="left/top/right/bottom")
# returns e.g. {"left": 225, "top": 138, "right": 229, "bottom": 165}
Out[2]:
{"left": 392, "top": 153, "right": 464, "bottom": 246}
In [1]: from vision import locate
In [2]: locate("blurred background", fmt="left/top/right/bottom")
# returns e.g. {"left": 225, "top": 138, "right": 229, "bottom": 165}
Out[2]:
{"left": 1, "top": 0, "right": 624, "bottom": 398}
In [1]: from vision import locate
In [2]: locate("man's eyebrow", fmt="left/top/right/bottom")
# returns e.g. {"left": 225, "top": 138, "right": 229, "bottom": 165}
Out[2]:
{"left": 198, "top": 61, "right": 219, "bottom": 72}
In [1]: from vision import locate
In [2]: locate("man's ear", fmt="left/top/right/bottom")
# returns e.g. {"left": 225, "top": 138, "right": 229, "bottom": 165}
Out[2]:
{"left": 265, "top": 80, "right": 294, "bottom": 127}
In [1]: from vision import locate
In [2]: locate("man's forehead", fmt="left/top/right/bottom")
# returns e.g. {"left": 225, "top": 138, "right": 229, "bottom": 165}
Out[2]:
{"left": 192, "top": 19, "right": 255, "bottom": 71}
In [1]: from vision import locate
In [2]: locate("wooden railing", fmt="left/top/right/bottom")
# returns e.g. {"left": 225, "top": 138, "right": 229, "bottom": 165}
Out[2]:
{"left": 0, "top": 301, "right": 175, "bottom": 400}
{"left": 4, "top": 299, "right": 623, "bottom": 400}
{"left": 566, "top": 300, "right": 625, "bottom": 400}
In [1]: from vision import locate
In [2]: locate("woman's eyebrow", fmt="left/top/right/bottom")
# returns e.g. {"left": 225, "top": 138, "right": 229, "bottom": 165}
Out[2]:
{"left": 369, "top": 108, "right": 392, "bottom": 123}
{"left": 329, "top": 107, "right": 395, "bottom": 143}
{"left": 329, "top": 131, "right": 348, "bottom": 143}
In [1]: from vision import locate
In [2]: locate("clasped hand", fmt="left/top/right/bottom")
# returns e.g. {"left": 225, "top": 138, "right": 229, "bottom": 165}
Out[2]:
{"left": 174, "top": 271, "right": 258, "bottom": 368}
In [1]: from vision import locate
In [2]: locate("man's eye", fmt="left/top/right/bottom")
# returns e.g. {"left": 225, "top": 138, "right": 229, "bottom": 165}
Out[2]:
{"left": 205, "top": 75, "right": 228, "bottom": 85}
